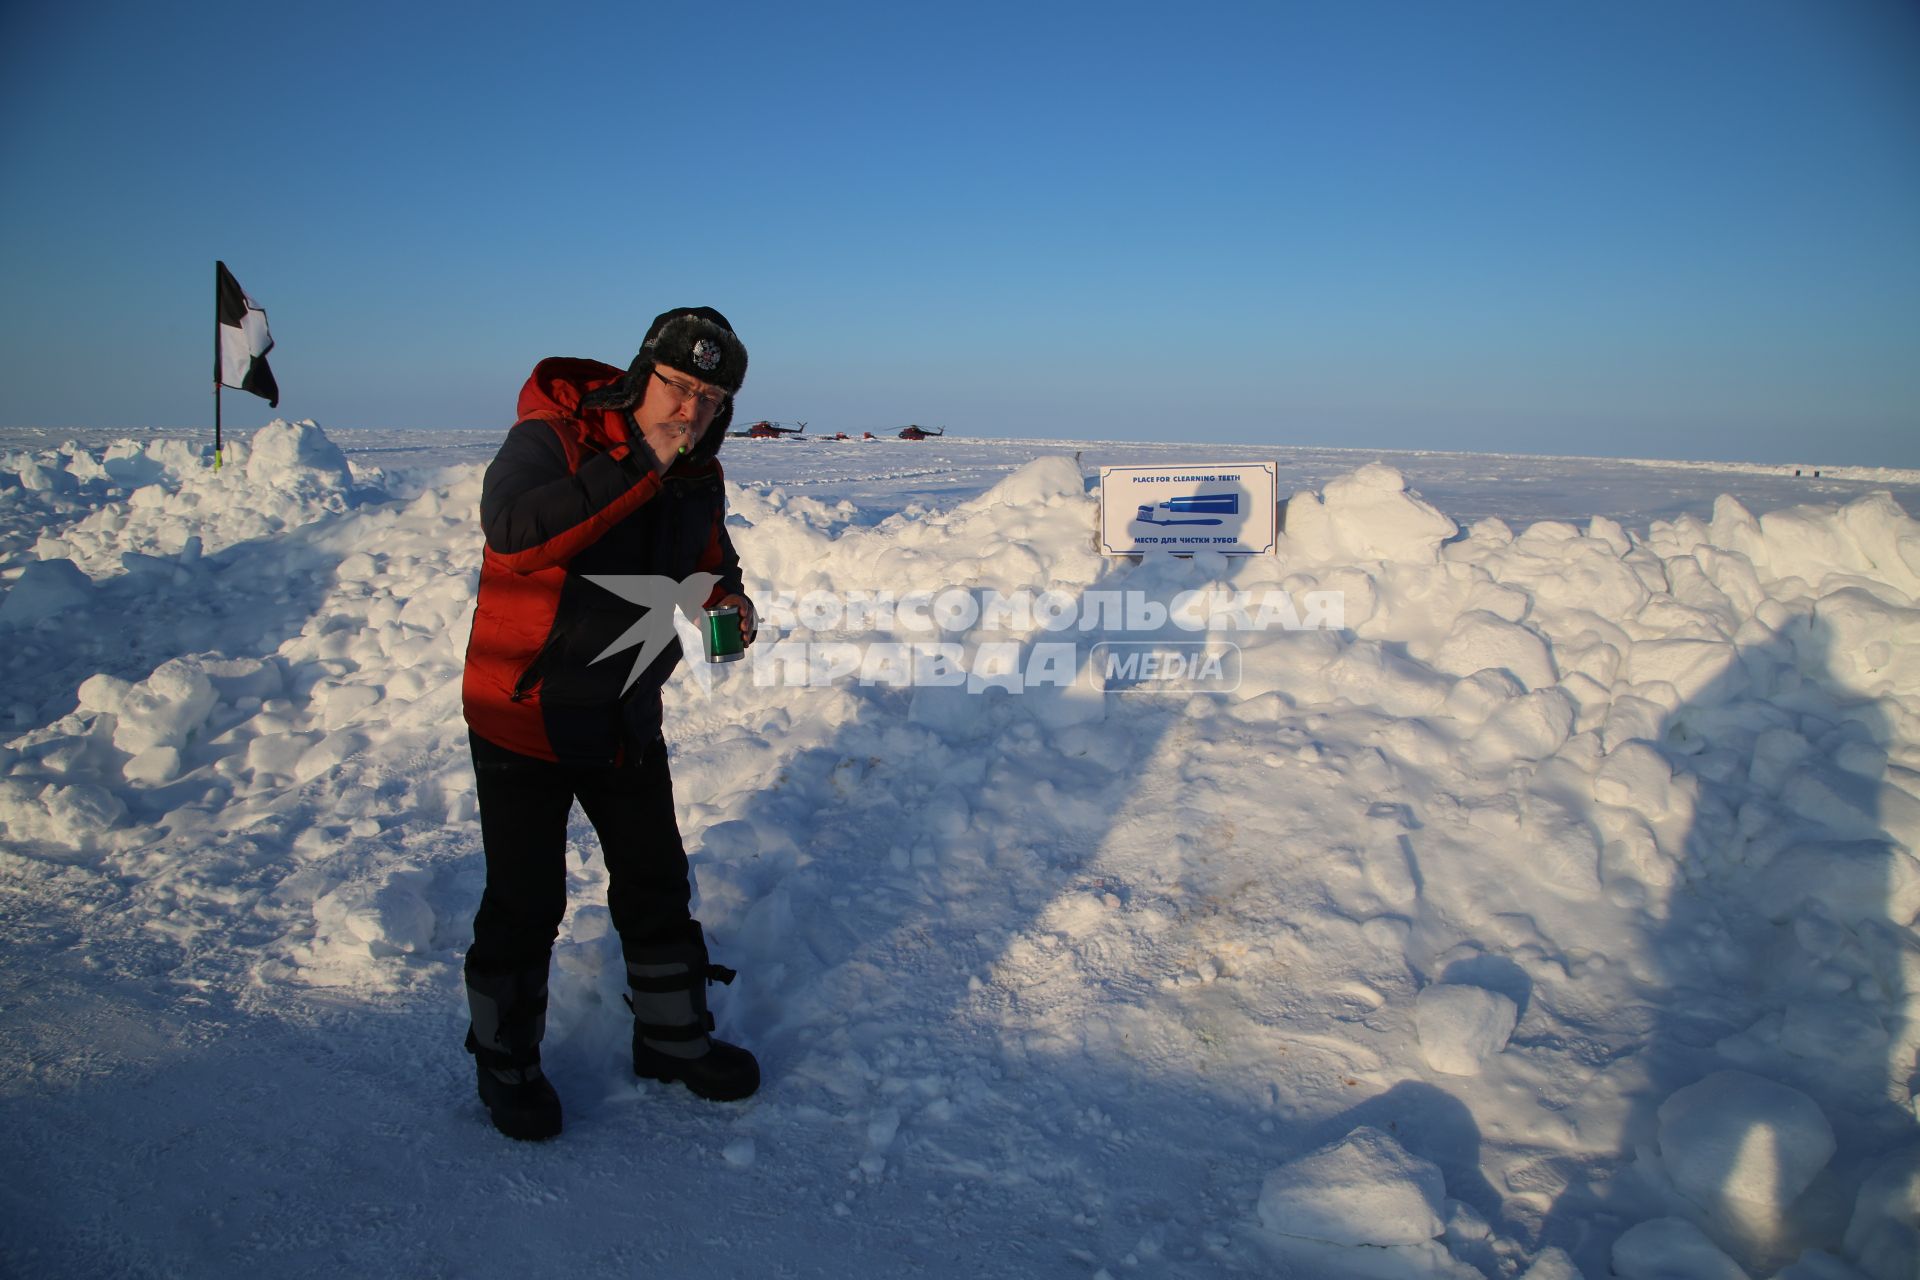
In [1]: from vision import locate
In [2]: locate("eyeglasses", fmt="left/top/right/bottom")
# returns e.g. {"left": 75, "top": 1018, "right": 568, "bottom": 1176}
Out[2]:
{"left": 650, "top": 368, "right": 731, "bottom": 414}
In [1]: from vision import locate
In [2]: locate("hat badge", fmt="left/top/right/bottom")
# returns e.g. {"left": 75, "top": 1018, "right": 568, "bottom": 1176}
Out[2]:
{"left": 692, "top": 339, "right": 721, "bottom": 372}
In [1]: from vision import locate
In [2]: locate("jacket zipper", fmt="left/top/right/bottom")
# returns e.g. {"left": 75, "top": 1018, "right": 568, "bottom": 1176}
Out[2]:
{"left": 509, "top": 629, "right": 567, "bottom": 702}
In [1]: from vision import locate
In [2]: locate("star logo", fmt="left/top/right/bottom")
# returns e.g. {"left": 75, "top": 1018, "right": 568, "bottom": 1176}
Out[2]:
{"left": 580, "top": 572, "right": 724, "bottom": 693}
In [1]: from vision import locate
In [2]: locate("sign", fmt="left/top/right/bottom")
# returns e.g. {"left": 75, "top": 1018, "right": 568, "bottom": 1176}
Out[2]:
{"left": 1097, "top": 463, "right": 1278, "bottom": 555}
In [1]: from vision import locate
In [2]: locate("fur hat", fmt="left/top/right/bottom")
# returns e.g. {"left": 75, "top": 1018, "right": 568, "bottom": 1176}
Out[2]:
{"left": 633, "top": 307, "right": 747, "bottom": 395}
{"left": 578, "top": 307, "right": 748, "bottom": 455}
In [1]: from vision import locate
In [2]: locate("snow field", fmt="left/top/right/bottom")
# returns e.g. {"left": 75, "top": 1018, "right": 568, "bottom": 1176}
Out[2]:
{"left": 1, "top": 425, "right": 478, "bottom": 990}
{"left": 2, "top": 422, "right": 1919, "bottom": 1278}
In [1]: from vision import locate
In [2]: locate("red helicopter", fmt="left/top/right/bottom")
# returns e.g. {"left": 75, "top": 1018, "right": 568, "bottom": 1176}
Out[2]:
{"left": 897, "top": 425, "right": 945, "bottom": 440}
{"left": 734, "top": 420, "right": 807, "bottom": 439}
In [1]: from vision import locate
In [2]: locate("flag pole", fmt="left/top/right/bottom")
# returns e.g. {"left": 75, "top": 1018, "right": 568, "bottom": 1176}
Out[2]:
{"left": 213, "top": 262, "right": 224, "bottom": 472}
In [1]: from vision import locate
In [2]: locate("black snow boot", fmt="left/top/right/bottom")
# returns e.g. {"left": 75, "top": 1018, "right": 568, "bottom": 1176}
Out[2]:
{"left": 625, "top": 923, "right": 760, "bottom": 1102}
{"left": 465, "top": 967, "right": 563, "bottom": 1141}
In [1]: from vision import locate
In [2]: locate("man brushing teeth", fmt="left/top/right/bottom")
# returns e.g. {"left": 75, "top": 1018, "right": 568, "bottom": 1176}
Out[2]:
{"left": 632, "top": 362, "right": 729, "bottom": 473}
{"left": 458, "top": 307, "right": 763, "bottom": 1141}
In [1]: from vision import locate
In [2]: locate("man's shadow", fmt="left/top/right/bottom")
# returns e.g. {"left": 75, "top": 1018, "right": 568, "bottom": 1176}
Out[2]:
{"left": 1539, "top": 610, "right": 1918, "bottom": 1275}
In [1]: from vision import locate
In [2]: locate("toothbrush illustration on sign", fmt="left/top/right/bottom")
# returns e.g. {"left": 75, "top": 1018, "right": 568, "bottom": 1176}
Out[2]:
{"left": 1133, "top": 493, "right": 1238, "bottom": 527}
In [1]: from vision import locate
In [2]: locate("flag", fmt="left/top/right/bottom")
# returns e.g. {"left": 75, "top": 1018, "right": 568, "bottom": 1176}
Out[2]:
{"left": 216, "top": 261, "right": 279, "bottom": 407}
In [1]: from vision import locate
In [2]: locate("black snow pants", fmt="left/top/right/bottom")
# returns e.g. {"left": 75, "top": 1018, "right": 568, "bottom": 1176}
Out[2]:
{"left": 464, "top": 730, "right": 693, "bottom": 980}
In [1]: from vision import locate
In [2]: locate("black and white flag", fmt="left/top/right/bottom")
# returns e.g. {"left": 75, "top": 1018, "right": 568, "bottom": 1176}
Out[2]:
{"left": 216, "top": 261, "right": 279, "bottom": 407}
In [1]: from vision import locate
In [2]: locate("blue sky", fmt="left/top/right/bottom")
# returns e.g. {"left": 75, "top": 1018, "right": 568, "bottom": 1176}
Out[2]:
{"left": 2, "top": 0, "right": 1916, "bottom": 465}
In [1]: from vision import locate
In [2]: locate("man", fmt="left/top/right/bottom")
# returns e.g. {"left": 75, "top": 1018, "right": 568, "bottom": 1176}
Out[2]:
{"left": 459, "top": 308, "right": 760, "bottom": 1141}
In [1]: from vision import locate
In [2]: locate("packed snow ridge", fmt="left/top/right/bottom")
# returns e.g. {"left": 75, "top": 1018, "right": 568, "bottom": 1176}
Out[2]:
{"left": 3, "top": 421, "right": 1919, "bottom": 1279}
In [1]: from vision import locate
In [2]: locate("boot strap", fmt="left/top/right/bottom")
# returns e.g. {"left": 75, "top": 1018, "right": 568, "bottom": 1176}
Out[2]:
{"left": 621, "top": 991, "right": 720, "bottom": 1037}
{"left": 630, "top": 1011, "right": 717, "bottom": 1041}
{"left": 466, "top": 974, "right": 549, "bottom": 1064}
{"left": 466, "top": 1026, "right": 542, "bottom": 1070}
{"left": 483, "top": 1062, "right": 547, "bottom": 1086}
{"left": 625, "top": 963, "right": 736, "bottom": 994}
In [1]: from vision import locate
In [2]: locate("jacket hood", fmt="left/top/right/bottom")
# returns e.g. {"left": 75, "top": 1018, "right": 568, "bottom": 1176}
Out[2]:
{"left": 517, "top": 356, "right": 628, "bottom": 420}
{"left": 517, "top": 357, "right": 630, "bottom": 451}
{"left": 520, "top": 356, "right": 731, "bottom": 465}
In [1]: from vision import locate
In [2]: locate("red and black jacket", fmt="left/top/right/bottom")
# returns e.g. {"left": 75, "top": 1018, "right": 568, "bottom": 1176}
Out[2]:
{"left": 462, "top": 358, "right": 742, "bottom": 764}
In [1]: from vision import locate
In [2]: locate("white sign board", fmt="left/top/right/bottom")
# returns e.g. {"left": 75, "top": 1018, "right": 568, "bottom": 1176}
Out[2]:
{"left": 1098, "top": 463, "right": 1278, "bottom": 555}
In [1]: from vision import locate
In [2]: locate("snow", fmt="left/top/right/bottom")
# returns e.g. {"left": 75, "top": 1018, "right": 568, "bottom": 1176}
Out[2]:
{"left": 1519, "top": 1248, "right": 1589, "bottom": 1280}
{"left": 1771, "top": 1253, "right": 1873, "bottom": 1280}
{"left": 1256, "top": 1124, "right": 1448, "bottom": 1246}
{"left": 1279, "top": 462, "right": 1459, "bottom": 563}
{"left": 1415, "top": 984, "right": 1521, "bottom": 1076}
{"left": 1845, "top": 1146, "right": 1920, "bottom": 1280}
{"left": 1611, "top": 1216, "right": 1750, "bottom": 1280}
{"left": 0, "top": 557, "right": 94, "bottom": 627}
{"left": 1647, "top": 1070, "right": 1837, "bottom": 1269}
{"left": 2, "top": 421, "right": 1920, "bottom": 1277}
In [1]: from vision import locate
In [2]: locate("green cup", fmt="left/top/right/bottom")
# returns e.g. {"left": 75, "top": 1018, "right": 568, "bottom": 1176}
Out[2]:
{"left": 703, "top": 605, "right": 745, "bottom": 664}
